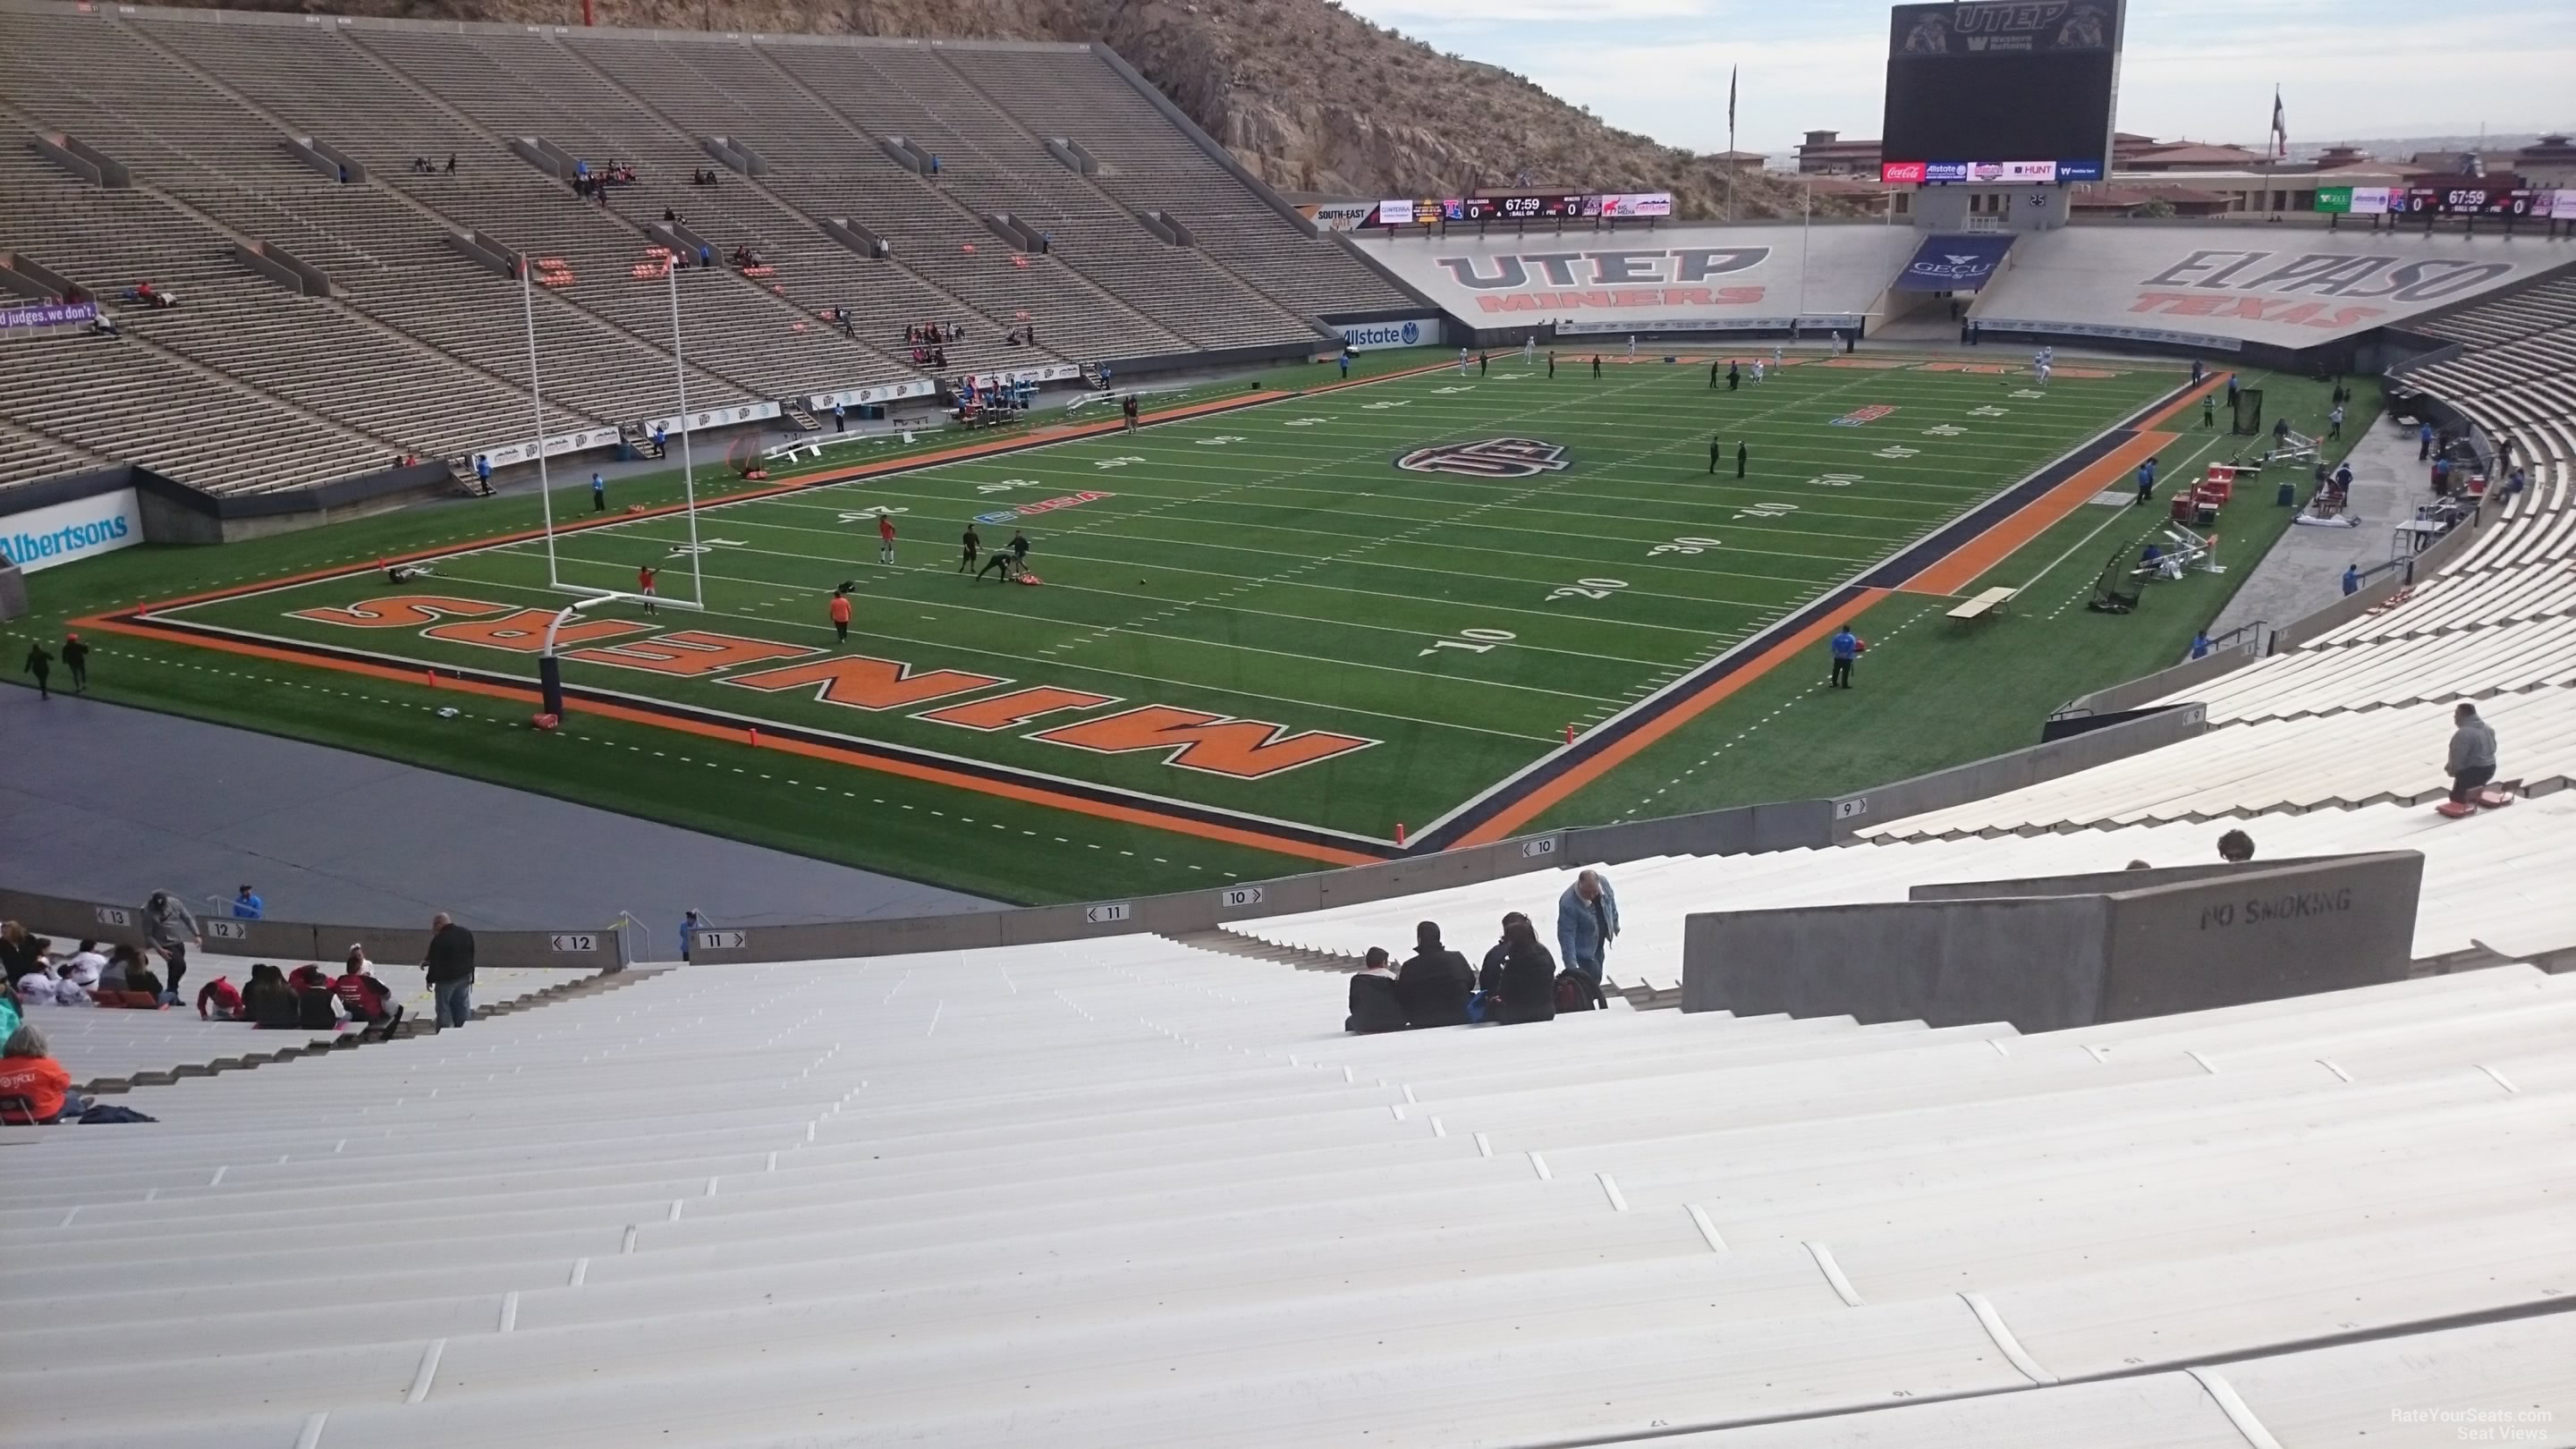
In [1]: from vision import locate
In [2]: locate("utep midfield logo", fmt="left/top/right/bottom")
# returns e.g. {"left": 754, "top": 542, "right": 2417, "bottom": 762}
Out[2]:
{"left": 1396, "top": 437, "right": 1572, "bottom": 479}
{"left": 1830, "top": 405, "right": 1897, "bottom": 428}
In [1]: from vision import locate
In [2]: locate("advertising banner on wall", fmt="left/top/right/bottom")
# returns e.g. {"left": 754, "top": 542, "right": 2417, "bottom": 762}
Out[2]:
{"left": 0, "top": 300, "right": 97, "bottom": 330}
{"left": 1300, "top": 202, "right": 1378, "bottom": 232}
{"left": 1596, "top": 192, "right": 1674, "bottom": 218}
{"left": 1, "top": 487, "right": 144, "bottom": 572}
{"left": 640, "top": 400, "right": 785, "bottom": 439}
{"left": 1330, "top": 317, "right": 1443, "bottom": 351}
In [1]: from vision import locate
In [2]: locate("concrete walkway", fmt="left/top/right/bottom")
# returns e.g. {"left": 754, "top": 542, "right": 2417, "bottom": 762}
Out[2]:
{"left": 2204, "top": 414, "right": 2430, "bottom": 648}
{"left": 0, "top": 689, "right": 996, "bottom": 933}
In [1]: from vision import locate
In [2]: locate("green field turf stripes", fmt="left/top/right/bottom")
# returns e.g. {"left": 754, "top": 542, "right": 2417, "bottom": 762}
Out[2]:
{"left": 126, "top": 349, "right": 2182, "bottom": 853}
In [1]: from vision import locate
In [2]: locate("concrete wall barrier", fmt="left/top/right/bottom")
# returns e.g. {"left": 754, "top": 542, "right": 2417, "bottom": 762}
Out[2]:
{"left": 825, "top": 217, "right": 890, "bottom": 260}
{"left": 1682, "top": 852, "right": 2420, "bottom": 1031}
{"left": 235, "top": 241, "right": 331, "bottom": 298}
{"left": 1829, "top": 704, "right": 2207, "bottom": 839}
{"left": 0, "top": 886, "right": 624, "bottom": 974}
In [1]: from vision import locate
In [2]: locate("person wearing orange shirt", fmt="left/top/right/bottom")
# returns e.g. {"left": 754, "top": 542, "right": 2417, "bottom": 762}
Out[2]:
{"left": 877, "top": 513, "right": 897, "bottom": 564}
{"left": 0, "top": 1024, "right": 82, "bottom": 1124}
{"left": 637, "top": 563, "right": 658, "bottom": 614}
{"left": 828, "top": 585, "right": 852, "bottom": 644}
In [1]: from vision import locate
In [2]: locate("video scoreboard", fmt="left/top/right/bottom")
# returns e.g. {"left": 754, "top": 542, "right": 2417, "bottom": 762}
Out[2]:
{"left": 2318, "top": 182, "right": 2576, "bottom": 218}
{"left": 1879, "top": 0, "right": 2124, "bottom": 185}
{"left": 1371, "top": 192, "right": 1674, "bottom": 226}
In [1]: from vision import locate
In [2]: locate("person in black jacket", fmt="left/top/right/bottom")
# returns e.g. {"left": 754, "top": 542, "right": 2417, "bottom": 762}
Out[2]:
{"left": 1344, "top": 947, "right": 1407, "bottom": 1034}
{"left": 1397, "top": 921, "right": 1474, "bottom": 1028}
{"left": 1482, "top": 913, "right": 1559, "bottom": 1025}
{"left": 423, "top": 913, "right": 476, "bottom": 1029}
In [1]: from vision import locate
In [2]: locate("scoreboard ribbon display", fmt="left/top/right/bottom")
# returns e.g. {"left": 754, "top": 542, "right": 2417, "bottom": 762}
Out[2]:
{"left": 1373, "top": 192, "right": 1675, "bottom": 225}
{"left": 2318, "top": 183, "right": 2576, "bottom": 218}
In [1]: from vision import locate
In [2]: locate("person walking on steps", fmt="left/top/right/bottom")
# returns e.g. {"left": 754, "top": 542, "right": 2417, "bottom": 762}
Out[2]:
{"left": 2444, "top": 702, "right": 2498, "bottom": 814}
{"left": 1829, "top": 625, "right": 1860, "bottom": 689}
{"left": 1555, "top": 869, "right": 1620, "bottom": 993}
{"left": 142, "top": 890, "right": 199, "bottom": 1004}
{"left": 423, "top": 912, "right": 476, "bottom": 1029}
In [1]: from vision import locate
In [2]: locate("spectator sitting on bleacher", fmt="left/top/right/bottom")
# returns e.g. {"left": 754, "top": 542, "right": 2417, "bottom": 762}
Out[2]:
{"left": 58, "top": 940, "right": 104, "bottom": 996}
{"left": 1481, "top": 913, "right": 1560, "bottom": 1026}
{"left": 1344, "top": 948, "right": 1407, "bottom": 1034}
{"left": 125, "top": 955, "right": 165, "bottom": 1005}
{"left": 1397, "top": 922, "right": 1474, "bottom": 1028}
{"left": 333, "top": 951, "right": 401, "bottom": 1032}
{"left": 97, "top": 944, "right": 136, "bottom": 993}
{"left": 0, "top": 1024, "right": 85, "bottom": 1125}
{"left": 2217, "top": 829, "right": 2257, "bottom": 863}
{"left": 13, "top": 956, "right": 61, "bottom": 1006}
{"left": 244, "top": 965, "right": 300, "bottom": 1030}
{"left": 0, "top": 922, "right": 41, "bottom": 984}
{"left": 196, "top": 974, "right": 244, "bottom": 1021}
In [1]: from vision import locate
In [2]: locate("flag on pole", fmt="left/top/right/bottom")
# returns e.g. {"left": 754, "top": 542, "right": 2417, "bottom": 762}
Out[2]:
{"left": 2269, "top": 86, "right": 2287, "bottom": 158}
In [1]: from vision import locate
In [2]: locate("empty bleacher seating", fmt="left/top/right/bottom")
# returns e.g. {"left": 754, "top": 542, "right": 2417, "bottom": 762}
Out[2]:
{"left": 1, "top": 8, "right": 1398, "bottom": 500}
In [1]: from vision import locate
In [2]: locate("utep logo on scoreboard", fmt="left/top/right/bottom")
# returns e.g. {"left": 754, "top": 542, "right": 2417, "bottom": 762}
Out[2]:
{"left": 1396, "top": 438, "right": 1572, "bottom": 479}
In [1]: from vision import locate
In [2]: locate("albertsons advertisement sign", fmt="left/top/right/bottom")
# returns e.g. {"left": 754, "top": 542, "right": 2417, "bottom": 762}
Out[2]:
{"left": 2, "top": 488, "right": 145, "bottom": 572}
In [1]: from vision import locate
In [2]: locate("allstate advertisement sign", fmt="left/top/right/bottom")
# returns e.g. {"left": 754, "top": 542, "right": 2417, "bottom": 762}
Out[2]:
{"left": 2, "top": 487, "right": 145, "bottom": 572}
{"left": 1333, "top": 317, "right": 1440, "bottom": 352}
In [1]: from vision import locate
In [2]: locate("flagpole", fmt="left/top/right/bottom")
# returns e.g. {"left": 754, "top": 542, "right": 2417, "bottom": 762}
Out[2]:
{"left": 1726, "top": 64, "right": 1738, "bottom": 224}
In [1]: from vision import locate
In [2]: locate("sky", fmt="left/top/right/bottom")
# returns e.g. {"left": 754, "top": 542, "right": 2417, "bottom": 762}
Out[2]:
{"left": 1333, "top": 0, "right": 2576, "bottom": 157}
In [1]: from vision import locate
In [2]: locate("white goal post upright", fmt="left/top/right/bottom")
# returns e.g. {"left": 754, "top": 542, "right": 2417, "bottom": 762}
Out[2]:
{"left": 517, "top": 246, "right": 704, "bottom": 615}
{"left": 665, "top": 253, "right": 707, "bottom": 610}
{"left": 521, "top": 259, "right": 564, "bottom": 592}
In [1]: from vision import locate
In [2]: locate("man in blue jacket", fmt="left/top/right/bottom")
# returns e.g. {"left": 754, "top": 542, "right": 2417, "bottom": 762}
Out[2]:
{"left": 1555, "top": 870, "right": 1619, "bottom": 989}
{"left": 1829, "top": 625, "right": 1860, "bottom": 689}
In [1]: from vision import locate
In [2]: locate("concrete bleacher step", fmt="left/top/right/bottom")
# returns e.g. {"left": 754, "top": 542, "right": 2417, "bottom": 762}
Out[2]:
{"left": 1161, "top": 928, "right": 1355, "bottom": 971}
{"left": 77, "top": 967, "right": 656, "bottom": 1097}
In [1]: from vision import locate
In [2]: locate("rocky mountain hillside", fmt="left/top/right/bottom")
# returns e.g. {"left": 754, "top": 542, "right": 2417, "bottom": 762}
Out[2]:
{"left": 200, "top": 0, "right": 1850, "bottom": 219}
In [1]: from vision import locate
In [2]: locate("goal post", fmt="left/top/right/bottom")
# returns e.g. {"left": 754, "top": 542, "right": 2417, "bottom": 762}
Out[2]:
{"left": 521, "top": 245, "right": 711, "bottom": 613}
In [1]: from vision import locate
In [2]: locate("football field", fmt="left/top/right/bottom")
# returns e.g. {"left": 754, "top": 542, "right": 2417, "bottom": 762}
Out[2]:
{"left": 117, "top": 351, "right": 2188, "bottom": 860}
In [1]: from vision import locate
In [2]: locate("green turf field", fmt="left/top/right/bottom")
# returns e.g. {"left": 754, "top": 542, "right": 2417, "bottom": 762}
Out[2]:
{"left": 126, "top": 349, "right": 2180, "bottom": 850}
{"left": 11, "top": 347, "right": 2371, "bottom": 903}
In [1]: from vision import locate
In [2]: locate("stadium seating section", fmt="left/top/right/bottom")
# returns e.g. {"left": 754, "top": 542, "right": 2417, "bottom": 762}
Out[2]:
{"left": 0, "top": 4, "right": 1411, "bottom": 497}
{"left": 2407, "top": 270, "right": 2576, "bottom": 505}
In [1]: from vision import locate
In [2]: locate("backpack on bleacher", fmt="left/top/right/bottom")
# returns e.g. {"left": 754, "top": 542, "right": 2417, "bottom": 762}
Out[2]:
{"left": 295, "top": 989, "right": 339, "bottom": 1031}
{"left": 1554, "top": 971, "right": 1597, "bottom": 1013}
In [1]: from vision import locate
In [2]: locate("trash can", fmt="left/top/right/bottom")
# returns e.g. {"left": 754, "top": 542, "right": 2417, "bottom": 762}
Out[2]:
{"left": 2276, "top": 479, "right": 2296, "bottom": 507}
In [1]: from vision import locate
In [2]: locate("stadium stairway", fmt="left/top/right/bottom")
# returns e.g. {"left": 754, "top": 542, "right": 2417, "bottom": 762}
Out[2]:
{"left": 16, "top": 959, "right": 656, "bottom": 1100}
{"left": 2, "top": 938, "right": 2571, "bottom": 1446}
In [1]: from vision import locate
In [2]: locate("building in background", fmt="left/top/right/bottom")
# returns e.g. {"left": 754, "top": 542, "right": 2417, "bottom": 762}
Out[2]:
{"left": 1795, "top": 131, "right": 1880, "bottom": 176}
